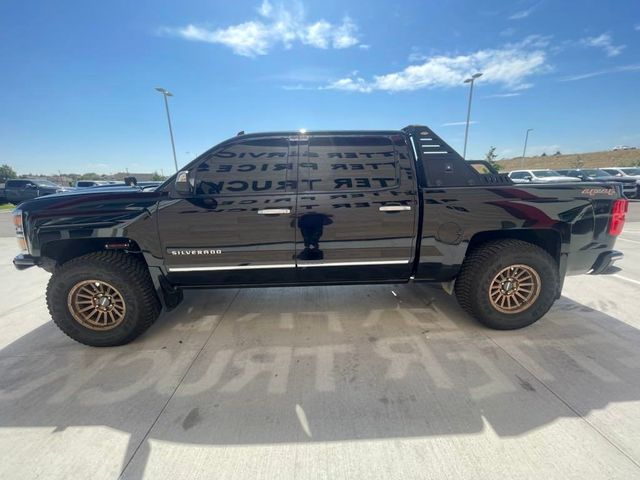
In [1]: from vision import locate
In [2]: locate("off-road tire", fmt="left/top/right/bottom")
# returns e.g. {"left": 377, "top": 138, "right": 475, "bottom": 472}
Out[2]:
{"left": 455, "top": 239, "right": 558, "bottom": 330}
{"left": 46, "top": 251, "right": 160, "bottom": 346}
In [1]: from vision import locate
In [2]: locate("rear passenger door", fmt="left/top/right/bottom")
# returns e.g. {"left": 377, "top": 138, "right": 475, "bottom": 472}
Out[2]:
{"left": 295, "top": 134, "right": 418, "bottom": 283}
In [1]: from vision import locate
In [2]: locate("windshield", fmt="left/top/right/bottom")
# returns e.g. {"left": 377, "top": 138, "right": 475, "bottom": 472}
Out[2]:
{"left": 621, "top": 168, "right": 640, "bottom": 175}
{"left": 532, "top": 170, "right": 563, "bottom": 178}
{"left": 582, "top": 169, "right": 612, "bottom": 178}
{"left": 33, "top": 180, "right": 60, "bottom": 188}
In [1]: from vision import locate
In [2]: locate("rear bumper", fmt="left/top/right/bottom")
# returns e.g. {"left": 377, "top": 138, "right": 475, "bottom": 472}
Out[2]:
{"left": 589, "top": 250, "right": 624, "bottom": 274}
{"left": 13, "top": 254, "right": 39, "bottom": 270}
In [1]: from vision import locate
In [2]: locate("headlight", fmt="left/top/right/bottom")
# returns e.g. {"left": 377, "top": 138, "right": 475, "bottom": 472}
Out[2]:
{"left": 12, "top": 209, "right": 28, "bottom": 253}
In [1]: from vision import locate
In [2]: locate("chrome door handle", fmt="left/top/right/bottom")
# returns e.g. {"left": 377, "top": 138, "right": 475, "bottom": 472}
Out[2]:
{"left": 257, "top": 208, "right": 291, "bottom": 215}
{"left": 379, "top": 205, "right": 411, "bottom": 212}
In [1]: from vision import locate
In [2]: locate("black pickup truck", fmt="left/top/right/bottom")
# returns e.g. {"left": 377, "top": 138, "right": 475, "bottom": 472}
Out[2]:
{"left": 12, "top": 125, "right": 628, "bottom": 346}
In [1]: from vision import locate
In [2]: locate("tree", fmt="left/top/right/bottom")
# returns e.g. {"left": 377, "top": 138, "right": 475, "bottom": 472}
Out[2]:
{"left": 0, "top": 164, "right": 17, "bottom": 182}
{"left": 541, "top": 152, "right": 547, "bottom": 157}
{"left": 484, "top": 146, "right": 502, "bottom": 171}
{"left": 151, "top": 171, "right": 166, "bottom": 181}
{"left": 571, "top": 155, "right": 584, "bottom": 169}
{"left": 553, "top": 150, "right": 562, "bottom": 156}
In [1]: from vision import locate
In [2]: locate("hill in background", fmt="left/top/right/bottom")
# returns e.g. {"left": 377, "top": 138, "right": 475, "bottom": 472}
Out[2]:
{"left": 498, "top": 149, "right": 640, "bottom": 172}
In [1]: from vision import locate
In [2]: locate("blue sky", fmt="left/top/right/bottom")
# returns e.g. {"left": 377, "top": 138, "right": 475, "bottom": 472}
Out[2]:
{"left": 1, "top": 0, "right": 639, "bottom": 175}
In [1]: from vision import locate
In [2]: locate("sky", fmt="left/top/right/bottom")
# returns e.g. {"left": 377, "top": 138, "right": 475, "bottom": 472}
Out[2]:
{"left": 1, "top": 0, "right": 639, "bottom": 175}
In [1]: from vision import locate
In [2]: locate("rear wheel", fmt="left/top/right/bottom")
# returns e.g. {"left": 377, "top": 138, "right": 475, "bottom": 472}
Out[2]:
{"left": 46, "top": 251, "right": 160, "bottom": 346}
{"left": 455, "top": 239, "right": 558, "bottom": 330}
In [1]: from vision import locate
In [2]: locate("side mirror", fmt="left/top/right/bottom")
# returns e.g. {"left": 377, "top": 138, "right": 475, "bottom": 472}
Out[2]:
{"left": 523, "top": 175, "right": 533, "bottom": 181}
{"left": 174, "top": 170, "right": 192, "bottom": 195}
{"left": 25, "top": 183, "right": 36, "bottom": 189}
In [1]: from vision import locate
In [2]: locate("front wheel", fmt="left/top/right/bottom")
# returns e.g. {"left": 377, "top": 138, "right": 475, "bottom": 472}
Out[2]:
{"left": 46, "top": 251, "right": 161, "bottom": 346}
{"left": 455, "top": 239, "right": 559, "bottom": 330}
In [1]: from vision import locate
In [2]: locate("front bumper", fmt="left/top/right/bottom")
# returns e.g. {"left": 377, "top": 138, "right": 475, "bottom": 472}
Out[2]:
{"left": 589, "top": 250, "right": 624, "bottom": 274}
{"left": 13, "top": 254, "right": 39, "bottom": 270}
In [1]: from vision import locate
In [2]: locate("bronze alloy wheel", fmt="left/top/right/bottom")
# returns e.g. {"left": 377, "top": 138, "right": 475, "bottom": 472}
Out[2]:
{"left": 67, "top": 279, "right": 126, "bottom": 330}
{"left": 488, "top": 264, "right": 541, "bottom": 314}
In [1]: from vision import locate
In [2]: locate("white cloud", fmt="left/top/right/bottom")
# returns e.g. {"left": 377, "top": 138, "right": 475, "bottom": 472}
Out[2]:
{"left": 326, "top": 37, "right": 550, "bottom": 93}
{"left": 258, "top": 0, "right": 273, "bottom": 17}
{"left": 581, "top": 33, "right": 625, "bottom": 57}
{"left": 509, "top": 7, "right": 534, "bottom": 20}
{"left": 635, "top": 24, "right": 640, "bottom": 31}
{"left": 281, "top": 84, "right": 315, "bottom": 90}
{"left": 484, "top": 92, "right": 522, "bottom": 98}
{"left": 331, "top": 17, "right": 359, "bottom": 48}
{"left": 324, "top": 77, "right": 373, "bottom": 93}
{"left": 162, "top": 1, "right": 361, "bottom": 57}
{"left": 442, "top": 121, "right": 478, "bottom": 127}
{"left": 500, "top": 27, "right": 516, "bottom": 37}
{"left": 559, "top": 64, "right": 640, "bottom": 82}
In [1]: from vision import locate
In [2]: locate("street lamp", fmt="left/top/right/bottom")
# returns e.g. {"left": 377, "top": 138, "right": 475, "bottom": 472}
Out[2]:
{"left": 155, "top": 87, "right": 179, "bottom": 172}
{"left": 521, "top": 128, "right": 534, "bottom": 169}
{"left": 462, "top": 72, "right": 483, "bottom": 160}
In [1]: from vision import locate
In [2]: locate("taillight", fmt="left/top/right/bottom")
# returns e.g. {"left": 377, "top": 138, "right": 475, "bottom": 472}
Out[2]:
{"left": 609, "top": 199, "right": 628, "bottom": 236}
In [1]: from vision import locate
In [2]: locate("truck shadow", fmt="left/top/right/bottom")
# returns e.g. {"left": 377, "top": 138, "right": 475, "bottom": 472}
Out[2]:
{"left": 1, "top": 284, "right": 640, "bottom": 476}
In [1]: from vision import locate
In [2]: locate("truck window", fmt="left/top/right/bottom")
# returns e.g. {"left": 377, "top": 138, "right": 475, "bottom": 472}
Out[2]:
{"left": 6, "top": 180, "right": 28, "bottom": 188}
{"left": 509, "top": 172, "right": 527, "bottom": 179}
{"left": 300, "top": 135, "right": 398, "bottom": 192}
{"left": 194, "top": 137, "right": 292, "bottom": 195}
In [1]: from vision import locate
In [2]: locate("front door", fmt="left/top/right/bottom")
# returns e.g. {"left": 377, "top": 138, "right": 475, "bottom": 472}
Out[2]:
{"left": 157, "top": 136, "right": 297, "bottom": 286}
{"left": 294, "top": 134, "right": 418, "bottom": 283}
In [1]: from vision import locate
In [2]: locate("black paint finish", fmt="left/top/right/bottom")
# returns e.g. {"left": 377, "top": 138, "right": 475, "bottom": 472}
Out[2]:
{"left": 13, "top": 126, "right": 623, "bottom": 295}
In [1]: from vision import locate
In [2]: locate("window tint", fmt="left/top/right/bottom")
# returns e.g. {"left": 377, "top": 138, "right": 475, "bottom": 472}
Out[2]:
{"left": 299, "top": 135, "right": 398, "bottom": 192}
{"left": 470, "top": 164, "right": 491, "bottom": 174}
{"left": 6, "top": 180, "right": 27, "bottom": 187}
{"left": 195, "top": 137, "right": 292, "bottom": 195}
{"left": 509, "top": 172, "right": 527, "bottom": 179}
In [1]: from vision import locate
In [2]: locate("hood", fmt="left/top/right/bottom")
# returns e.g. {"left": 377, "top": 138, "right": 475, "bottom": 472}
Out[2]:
{"left": 16, "top": 186, "right": 163, "bottom": 213}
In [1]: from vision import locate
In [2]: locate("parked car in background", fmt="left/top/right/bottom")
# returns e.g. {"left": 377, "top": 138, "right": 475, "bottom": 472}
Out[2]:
{"left": 557, "top": 169, "right": 638, "bottom": 198}
{"left": 612, "top": 145, "right": 636, "bottom": 151}
{"left": 4, "top": 179, "right": 72, "bottom": 205}
{"left": 75, "top": 180, "right": 120, "bottom": 188}
{"left": 617, "top": 167, "right": 640, "bottom": 176}
{"left": 0, "top": 183, "right": 6, "bottom": 204}
{"left": 507, "top": 169, "right": 580, "bottom": 184}
{"left": 600, "top": 167, "right": 640, "bottom": 179}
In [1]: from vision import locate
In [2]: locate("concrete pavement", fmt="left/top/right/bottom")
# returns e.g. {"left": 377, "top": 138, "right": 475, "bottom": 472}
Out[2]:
{"left": 0, "top": 205, "right": 639, "bottom": 479}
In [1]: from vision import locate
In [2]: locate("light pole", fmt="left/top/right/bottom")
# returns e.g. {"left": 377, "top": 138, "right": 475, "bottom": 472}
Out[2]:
{"left": 521, "top": 128, "right": 533, "bottom": 169}
{"left": 462, "top": 72, "right": 483, "bottom": 159}
{"left": 155, "top": 87, "right": 179, "bottom": 172}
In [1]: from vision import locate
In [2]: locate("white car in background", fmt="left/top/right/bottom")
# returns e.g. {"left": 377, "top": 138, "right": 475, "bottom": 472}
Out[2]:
{"left": 507, "top": 169, "right": 581, "bottom": 184}
{"left": 600, "top": 167, "right": 640, "bottom": 179}
{"left": 612, "top": 145, "right": 636, "bottom": 151}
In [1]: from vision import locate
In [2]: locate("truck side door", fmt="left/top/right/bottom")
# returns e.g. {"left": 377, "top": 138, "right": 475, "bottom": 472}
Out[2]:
{"left": 157, "top": 136, "right": 297, "bottom": 286}
{"left": 295, "top": 134, "right": 418, "bottom": 283}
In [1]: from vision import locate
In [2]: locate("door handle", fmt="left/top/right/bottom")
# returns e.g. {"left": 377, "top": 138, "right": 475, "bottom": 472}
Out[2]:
{"left": 379, "top": 205, "right": 412, "bottom": 212}
{"left": 257, "top": 208, "right": 291, "bottom": 215}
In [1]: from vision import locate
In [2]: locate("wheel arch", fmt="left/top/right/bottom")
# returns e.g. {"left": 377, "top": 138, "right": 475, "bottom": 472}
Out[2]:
{"left": 40, "top": 237, "right": 143, "bottom": 270}
{"left": 467, "top": 228, "right": 561, "bottom": 265}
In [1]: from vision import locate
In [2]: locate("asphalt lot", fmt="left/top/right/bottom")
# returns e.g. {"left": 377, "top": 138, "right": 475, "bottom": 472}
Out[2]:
{"left": 0, "top": 205, "right": 640, "bottom": 479}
